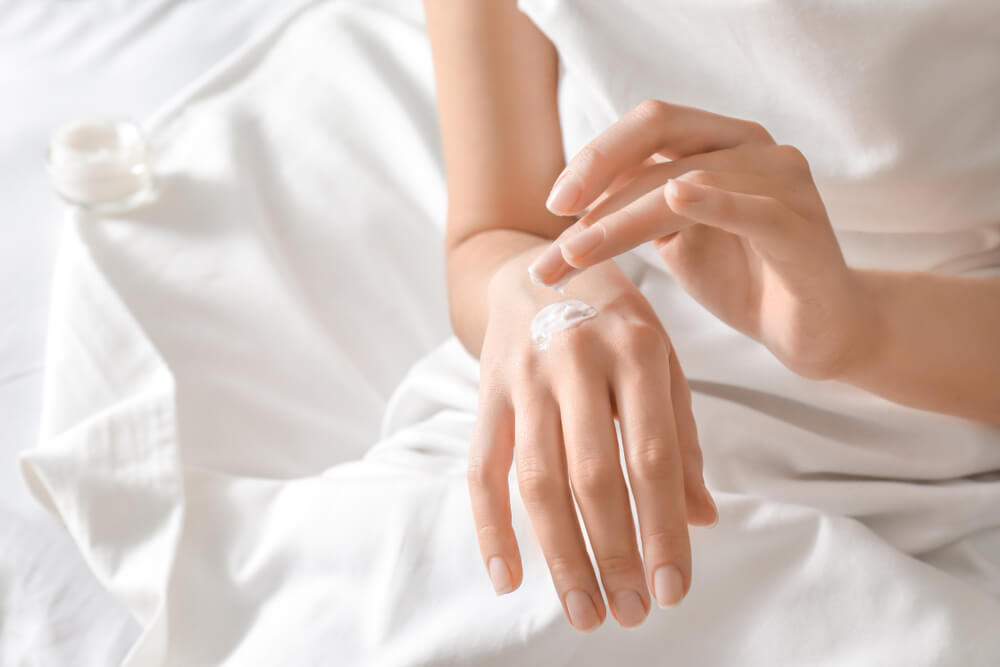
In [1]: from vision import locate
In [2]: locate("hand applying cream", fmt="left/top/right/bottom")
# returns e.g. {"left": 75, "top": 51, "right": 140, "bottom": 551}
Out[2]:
{"left": 527, "top": 242, "right": 583, "bottom": 293}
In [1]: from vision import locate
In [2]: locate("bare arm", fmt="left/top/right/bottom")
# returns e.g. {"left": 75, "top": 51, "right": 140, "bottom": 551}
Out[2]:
{"left": 525, "top": 100, "right": 1000, "bottom": 424}
{"left": 844, "top": 270, "right": 1000, "bottom": 423}
{"left": 424, "top": 3, "right": 717, "bottom": 631}
{"left": 424, "top": 0, "right": 568, "bottom": 356}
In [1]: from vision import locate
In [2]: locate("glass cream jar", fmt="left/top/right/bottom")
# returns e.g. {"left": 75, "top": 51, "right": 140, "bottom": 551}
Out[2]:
{"left": 47, "top": 118, "right": 157, "bottom": 212}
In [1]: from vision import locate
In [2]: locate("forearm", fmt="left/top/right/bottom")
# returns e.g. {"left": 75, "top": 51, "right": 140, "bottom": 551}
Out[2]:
{"left": 841, "top": 269, "right": 1000, "bottom": 424}
{"left": 425, "top": 0, "right": 568, "bottom": 357}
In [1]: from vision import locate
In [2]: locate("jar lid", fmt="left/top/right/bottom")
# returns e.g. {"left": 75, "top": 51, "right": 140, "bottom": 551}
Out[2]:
{"left": 47, "top": 118, "right": 157, "bottom": 212}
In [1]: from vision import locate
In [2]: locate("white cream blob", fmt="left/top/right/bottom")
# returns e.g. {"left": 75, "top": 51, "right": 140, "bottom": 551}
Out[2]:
{"left": 530, "top": 299, "right": 599, "bottom": 350}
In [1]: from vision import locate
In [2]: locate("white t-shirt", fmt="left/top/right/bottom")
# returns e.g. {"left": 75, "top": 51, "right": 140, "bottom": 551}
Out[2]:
{"left": 520, "top": 0, "right": 1000, "bottom": 274}
{"left": 519, "top": 0, "right": 1000, "bottom": 594}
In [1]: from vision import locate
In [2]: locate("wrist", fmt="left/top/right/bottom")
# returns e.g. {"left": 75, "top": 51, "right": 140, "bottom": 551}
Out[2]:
{"left": 485, "top": 240, "right": 550, "bottom": 304}
{"left": 446, "top": 228, "right": 553, "bottom": 357}
{"left": 828, "top": 268, "right": 889, "bottom": 383}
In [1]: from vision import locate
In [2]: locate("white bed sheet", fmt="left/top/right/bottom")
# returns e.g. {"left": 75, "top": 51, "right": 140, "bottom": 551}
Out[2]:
{"left": 14, "top": 1, "right": 1000, "bottom": 664}
{"left": 1, "top": 2, "right": 297, "bottom": 664}
{"left": 7, "top": 1, "right": 1000, "bottom": 664}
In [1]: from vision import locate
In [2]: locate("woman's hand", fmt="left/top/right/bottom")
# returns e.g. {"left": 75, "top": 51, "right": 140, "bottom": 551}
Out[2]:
{"left": 470, "top": 244, "right": 717, "bottom": 632}
{"left": 529, "top": 100, "right": 878, "bottom": 380}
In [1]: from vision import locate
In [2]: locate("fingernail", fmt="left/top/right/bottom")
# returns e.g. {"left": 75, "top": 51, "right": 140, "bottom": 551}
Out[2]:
{"left": 667, "top": 178, "right": 704, "bottom": 202}
{"left": 528, "top": 243, "right": 569, "bottom": 285}
{"left": 565, "top": 589, "right": 601, "bottom": 632}
{"left": 612, "top": 590, "right": 646, "bottom": 628}
{"left": 559, "top": 223, "right": 605, "bottom": 260}
{"left": 488, "top": 556, "right": 513, "bottom": 595}
{"left": 544, "top": 266, "right": 580, "bottom": 294}
{"left": 546, "top": 171, "right": 583, "bottom": 214}
{"left": 653, "top": 565, "right": 685, "bottom": 608}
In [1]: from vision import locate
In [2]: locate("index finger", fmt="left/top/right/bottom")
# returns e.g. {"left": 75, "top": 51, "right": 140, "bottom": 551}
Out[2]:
{"left": 545, "top": 100, "right": 773, "bottom": 216}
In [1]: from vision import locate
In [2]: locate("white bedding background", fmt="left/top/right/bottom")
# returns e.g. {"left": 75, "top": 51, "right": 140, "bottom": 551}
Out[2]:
{"left": 11, "top": 1, "right": 1000, "bottom": 665}
{"left": 1, "top": 1, "right": 299, "bottom": 664}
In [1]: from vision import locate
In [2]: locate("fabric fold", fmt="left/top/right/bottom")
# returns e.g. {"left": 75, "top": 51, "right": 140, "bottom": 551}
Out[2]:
{"left": 18, "top": 1, "right": 1000, "bottom": 664}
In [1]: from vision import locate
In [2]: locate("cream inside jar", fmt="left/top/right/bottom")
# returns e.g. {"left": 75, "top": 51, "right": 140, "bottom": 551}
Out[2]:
{"left": 47, "top": 118, "right": 157, "bottom": 212}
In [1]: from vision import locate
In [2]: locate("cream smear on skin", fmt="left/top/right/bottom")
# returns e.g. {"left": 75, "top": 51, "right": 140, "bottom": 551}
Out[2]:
{"left": 530, "top": 299, "right": 599, "bottom": 350}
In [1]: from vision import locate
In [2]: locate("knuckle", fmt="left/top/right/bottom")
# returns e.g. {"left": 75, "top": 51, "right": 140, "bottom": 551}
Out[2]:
{"left": 478, "top": 364, "right": 503, "bottom": 386}
{"left": 643, "top": 526, "right": 691, "bottom": 558}
{"left": 634, "top": 99, "right": 671, "bottom": 125}
{"left": 475, "top": 522, "right": 506, "bottom": 544}
{"left": 595, "top": 552, "right": 638, "bottom": 577}
{"left": 627, "top": 437, "right": 676, "bottom": 481}
{"left": 773, "top": 144, "right": 810, "bottom": 171}
{"left": 682, "top": 434, "right": 705, "bottom": 470}
{"left": 511, "top": 349, "right": 539, "bottom": 380}
{"left": 743, "top": 119, "right": 774, "bottom": 143}
{"left": 617, "top": 320, "right": 664, "bottom": 358}
{"left": 518, "top": 475, "right": 555, "bottom": 507}
{"left": 516, "top": 456, "right": 559, "bottom": 505}
{"left": 520, "top": 342, "right": 542, "bottom": 365}
{"left": 574, "top": 143, "right": 605, "bottom": 173}
{"left": 679, "top": 169, "right": 714, "bottom": 186}
{"left": 712, "top": 188, "right": 738, "bottom": 217}
{"left": 569, "top": 453, "right": 619, "bottom": 497}
{"left": 562, "top": 219, "right": 589, "bottom": 239}
{"left": 546, "top": 553, "right": 587, "bottom": 584}
{"left": 551, "top": 321, "right": 599, "bottom": 357}
{"left": 476, "top": 372, "right": 507, "bottom": 405}
{"left": 761, "top": 194, "right": 785, "bottom": 216}
{"left": 753, "top": 194, "right": 790, "bottom": 229}
{"left": 466, "top": 455, "right": 495, "bottom": 489}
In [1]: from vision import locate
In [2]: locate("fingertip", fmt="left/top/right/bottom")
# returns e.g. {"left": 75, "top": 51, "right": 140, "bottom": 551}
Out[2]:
{"left": 664, "top": 178, "right": 706, "bottom": 205}
{"left": 685, "top": 485, "right": 719, "bottom": 527}
{"left": 558, "top": 245, "right": 594, "bottom": 270}
{"left": 489, "top": 556, "right": 511, "bottom": 594}
{"left": 705, "top": 489, "right": 719, "bottom": 528}
{"left": 528, "top": 242, "right": 571, "bottom": 286}
{"left": 652, "top": 564, "right": 686, "bottom": 608}
{"left": 508, "top": 549, "right": 525, "bottom": 591}
{"left": 565, "top": 589, "right": 605, "bottom": 632}
{"left": 686, "top": 504, "right": 715, "bottom": 527}
{"left": 546, "top": 171, "right": 584, "bottom": 215}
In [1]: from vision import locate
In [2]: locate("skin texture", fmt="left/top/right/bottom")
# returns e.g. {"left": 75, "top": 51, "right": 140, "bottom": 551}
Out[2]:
{"left": 427, "top": 0, "right": 1000, "bottom": 635}
{"left": 478, "top": 249, "right": 717, "bottom": 628}
{"left": 531, "top": 100, "right": 1000, "bottom": 423}
{"left": 424, "top": 0, "right": 717, "bottom": 632}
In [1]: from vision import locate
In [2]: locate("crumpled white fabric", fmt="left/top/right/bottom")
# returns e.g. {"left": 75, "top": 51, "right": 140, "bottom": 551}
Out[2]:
{"left": 19, "top": 1, "right": 1000, "bottom": 665}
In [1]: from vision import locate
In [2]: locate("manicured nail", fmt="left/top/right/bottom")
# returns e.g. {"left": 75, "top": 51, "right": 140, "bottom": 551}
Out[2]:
{"left": 546, "top": 266, "right": 581, "bottom": 293}
{"left": 546, "top": 171, "right": 583, "bottom": 214}
{"left": 488, "top": 556, "right": 513, "bottom": 595}
{"left": 528, "top": 243, "right": 569, "bottom": 286}
{"left": 612, "top": 590, "right": 646, "bottom": 628}
{"left": 565, "top": 589, "right": 601, "bottom": 632}
{"left": 667, "top": 178, "right": 705, "bottom": 202}
{"left": 559, "top": 223, "right": 605, "bottom": 260}
{"left": 653, "top": 565, "right": 685, "bottom": 608}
